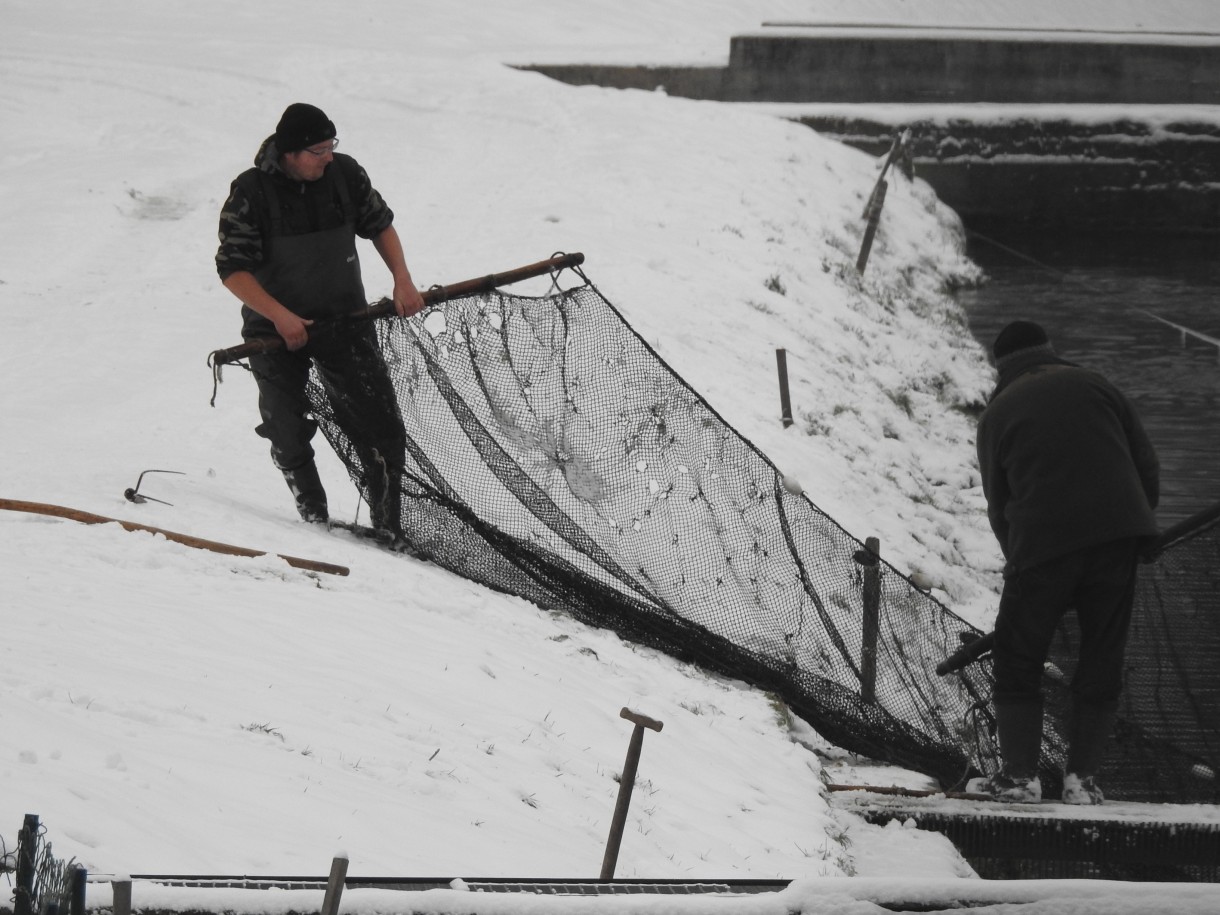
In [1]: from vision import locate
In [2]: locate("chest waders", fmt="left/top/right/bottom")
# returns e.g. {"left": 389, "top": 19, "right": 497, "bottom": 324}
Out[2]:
{"left": 245, "top": 167, "right": 407, "bottom": 532}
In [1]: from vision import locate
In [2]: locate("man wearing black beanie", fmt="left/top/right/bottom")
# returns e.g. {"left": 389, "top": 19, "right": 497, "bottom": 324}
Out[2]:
{"left": 970, "top": 321, "right": 1160, "bottom": 804}
{"left": 216, "top": 103, "right": 425, "bottom": 536}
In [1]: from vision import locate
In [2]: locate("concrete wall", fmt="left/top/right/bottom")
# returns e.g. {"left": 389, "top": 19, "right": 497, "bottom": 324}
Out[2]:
{"left": 518, "top": 64, "right": 727, "bottom": 99}
{"left": 517, "top": 32, "right": 1220, "bottom": 232}
{"left": 727, "top": 34, "right": 1220, "bottom": 103}
{"left": 797, "top": 115, "right": 1220, "bottom": 233}
{"left": 521, "top": 34, "right": 1220, "bottom": 104}
{"left": 915, "top": 160, "right": 1220, "bottom": 233}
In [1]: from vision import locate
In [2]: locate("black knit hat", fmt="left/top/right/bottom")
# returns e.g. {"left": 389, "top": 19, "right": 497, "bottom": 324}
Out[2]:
{"left": 993, "top": 320, "right": 1053, "bottom": 364}
{"left": 275, "top": 103, "right": 337, "bottom": 154}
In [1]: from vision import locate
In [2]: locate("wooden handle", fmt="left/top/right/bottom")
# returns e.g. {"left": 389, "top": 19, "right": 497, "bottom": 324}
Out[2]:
{"left": 620, "top": 707, "right": 664, "bottom": 732}
{"left": 209, "top": 252, "right": 586, "bottom": 366}
{"left": 935, "top": 631, "right": 995, "bottom": 676}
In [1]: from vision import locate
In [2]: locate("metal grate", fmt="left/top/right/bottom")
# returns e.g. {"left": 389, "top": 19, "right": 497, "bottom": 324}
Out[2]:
{"left": 127, "top": 876, "right": 788, "bottom": 895}
{"left": 853, "top": 806, "right": 1220, "bottom": 882}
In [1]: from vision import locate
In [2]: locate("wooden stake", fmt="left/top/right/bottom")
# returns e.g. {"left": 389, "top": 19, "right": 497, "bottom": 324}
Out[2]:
{"left": 111, "top": 880, "right": 132, "bottom": 915}
{"left": 776, "top": 348, "right": 794, "bottom": 428}
{"left": 856, "top": 130, "right": 909, "bottom": 275}
{"left": 856, "top": 181, "right": 888, "bottom": 274}
{"left": 321, "top": 855, "right": 349, "bottom": 915}
{"left": 14, "top": 814, "right": 38, "bottom": 915}
{"left": 69, "top": 867, "right": 87, "bottom": 915}
{"left": 860, "top": 537, "right": 881, "bottom": 704}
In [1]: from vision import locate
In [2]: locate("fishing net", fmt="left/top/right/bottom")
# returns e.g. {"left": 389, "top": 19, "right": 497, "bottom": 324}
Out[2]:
{"left": 290, "top": 266, "right": 1215, "bottom": 802}
{"left": 298, "top": 267, "right": 995, "bottom": 789}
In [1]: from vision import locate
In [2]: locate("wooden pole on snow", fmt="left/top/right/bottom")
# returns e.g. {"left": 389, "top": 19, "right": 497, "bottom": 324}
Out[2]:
{"left": 0, "top": 499, "right": 349, "bottom": 576}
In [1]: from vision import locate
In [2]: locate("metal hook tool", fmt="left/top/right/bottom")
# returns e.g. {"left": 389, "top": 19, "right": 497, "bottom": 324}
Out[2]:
{"left": 124, "top": 469, "right": 185, "bottom": 506}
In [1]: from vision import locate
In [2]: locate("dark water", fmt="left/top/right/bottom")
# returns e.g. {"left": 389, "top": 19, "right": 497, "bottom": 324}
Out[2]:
{"left": 954, "top": 233, "right": 1220, "bottom": 530}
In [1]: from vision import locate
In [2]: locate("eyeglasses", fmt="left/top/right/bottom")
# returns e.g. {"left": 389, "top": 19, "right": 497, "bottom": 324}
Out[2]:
{"left": 302, "top": 138, "right": 339, "bottom": 157}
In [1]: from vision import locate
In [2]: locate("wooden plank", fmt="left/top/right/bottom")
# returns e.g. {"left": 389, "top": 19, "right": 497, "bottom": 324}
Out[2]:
{"left": 0, "top": 499, "right": 349, "bottom": 577}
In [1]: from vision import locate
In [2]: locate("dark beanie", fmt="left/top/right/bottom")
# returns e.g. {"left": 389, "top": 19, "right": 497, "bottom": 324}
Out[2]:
{"left": 275, "top": 103, "right": 336, "bottom": 154}
{"left": 993, "top": 320, "right": 1053, "bottom": 366}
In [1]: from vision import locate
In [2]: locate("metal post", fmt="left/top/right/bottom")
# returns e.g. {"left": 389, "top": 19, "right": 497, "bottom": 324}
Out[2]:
{"left": 776, "top": 349, "right": 794, "bottom": 428}
{"left": 860, "top": 536, "right": 881, "bottom": 703}
{"left": 600, "top": 708, "right": 663, "bottom": 881}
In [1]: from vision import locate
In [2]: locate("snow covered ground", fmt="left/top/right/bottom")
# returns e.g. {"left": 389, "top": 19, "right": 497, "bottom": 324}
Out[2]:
{"left": 3, "top": 1, "right": 1218, "bottom": 911}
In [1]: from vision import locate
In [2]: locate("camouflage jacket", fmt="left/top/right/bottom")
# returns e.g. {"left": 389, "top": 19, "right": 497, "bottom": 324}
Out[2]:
{"left": 215, "top": 135, "right": 395, "bottom": 281}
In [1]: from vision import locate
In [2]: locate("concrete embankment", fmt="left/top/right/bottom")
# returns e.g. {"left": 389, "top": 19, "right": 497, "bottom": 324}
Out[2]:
{"left": 520, "top": 27, "right": 1220, "bottom": 233}
{"left": 792, "top": 111, "right": 1220, "bottom": 234}
{"left": 727, "top": 27, "right": 1220, "bottom": 105}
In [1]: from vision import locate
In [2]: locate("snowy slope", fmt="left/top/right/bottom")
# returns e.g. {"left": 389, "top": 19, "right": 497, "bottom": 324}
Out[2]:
{"left": 2, "top": 0, "right": 1216, "bottom": 895}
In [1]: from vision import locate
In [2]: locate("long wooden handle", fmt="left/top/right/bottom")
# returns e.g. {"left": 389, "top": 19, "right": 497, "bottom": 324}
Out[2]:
{"left": 935, "top": 631, "right": 995, "bottom": 676}
{"left": 208, "top": 251, "right": 585, "bottom": 366}
{"left": 0, "top": 498, "right": 349, "bottom": 576}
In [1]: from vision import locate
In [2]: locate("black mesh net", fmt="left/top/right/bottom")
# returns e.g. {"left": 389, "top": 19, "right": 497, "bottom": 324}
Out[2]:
{"left": 304, "top": 274, "right": 995, "bottom": 789}
{"left": 1044, "top": 505, "right": 1220, "bottom": 804}
{"left": 298, "top": 272, "right": 1217, "bottom": 802}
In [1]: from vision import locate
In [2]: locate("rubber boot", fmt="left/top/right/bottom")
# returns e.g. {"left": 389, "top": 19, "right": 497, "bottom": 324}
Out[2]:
{"left": 1063, "top": 699, "right": 1118, "bottom": 804}
{"left": 281, "top": 461, "right": 328, "bottom": 523}
{"left": 996, "top": 700, "right": 1045, "bottom": 780}
{"left": 1066, "top": 699, "right": 1118, "bottom": 777}
{"left": 366, "top": 462, "right": 403, "bottom": 536}
{"left": 968, "top": 701, "right": 1044, "bottom": 801}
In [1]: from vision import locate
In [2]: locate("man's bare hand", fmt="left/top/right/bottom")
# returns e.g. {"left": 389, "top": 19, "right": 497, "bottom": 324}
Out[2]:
{"left": 393, "top": 278, "right": 426, "bottom": 318}
{"left": 275, "top": 313, "right": 314, "bottom": 351}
